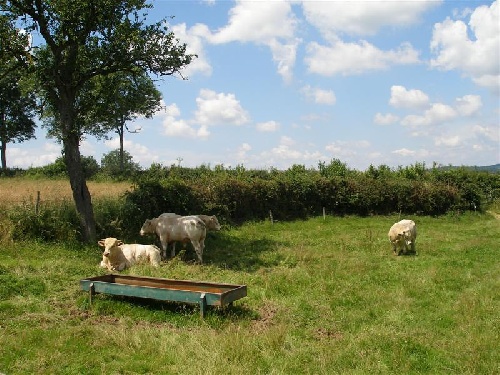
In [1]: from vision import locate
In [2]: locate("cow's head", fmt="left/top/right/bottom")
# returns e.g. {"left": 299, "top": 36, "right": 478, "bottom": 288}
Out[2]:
{"left": 140, "top": 219, "right": 154, "bottom": 236}
{"left": 208, "top": 216, "right": 221, "bottom": 231}
{"left": 98, "top": 237, "right": 123, "bottom": 257}
{"left": 396, "top": 230, "right": 413, "bottom": 246}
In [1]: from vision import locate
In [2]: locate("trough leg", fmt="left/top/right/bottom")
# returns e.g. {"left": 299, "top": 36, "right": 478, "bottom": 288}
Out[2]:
{"left": 199, "top": 293, "right": 207, "bottom": 318}
{"left": 89, "top": 282, "right": 95, "bottom": 306}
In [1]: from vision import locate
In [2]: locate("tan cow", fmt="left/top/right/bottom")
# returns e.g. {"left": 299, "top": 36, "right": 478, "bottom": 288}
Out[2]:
{"left": 98, "top": 237, "right": 161, "bottom": 271}
{"left": 197, "top": 215, "right": 221, "bottom": 231}
{"left": 140, "top": 215, "right": 207, "bottom": 263}
{"left": 159, "top": 213, "right": 221, "bottom": 231}
{"left": 388, "top": 219, "right": 417, "bottom": 255}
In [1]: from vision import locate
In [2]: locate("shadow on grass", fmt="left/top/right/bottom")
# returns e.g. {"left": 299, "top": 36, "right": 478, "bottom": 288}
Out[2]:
{"left": 173, "top": 231, "right": 286, "bottom": 273}
{"left": 85, "top": 293, "right": 254, "bottom": 325}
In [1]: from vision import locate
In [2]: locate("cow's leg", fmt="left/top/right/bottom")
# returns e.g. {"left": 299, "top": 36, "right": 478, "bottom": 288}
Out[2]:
{"left": 191, "top": 240, "right": 203, "bottom": 264}
{"left": 159, "top": 235, "right": 168, "bottom": 260}
{"left": 170, "top": 242, "right": 176, "bottom": 258}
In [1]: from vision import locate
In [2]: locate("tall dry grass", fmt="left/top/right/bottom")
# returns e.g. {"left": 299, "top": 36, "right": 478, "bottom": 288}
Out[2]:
{"left": 0, "top": 177, "right": 133, "bottom": 204}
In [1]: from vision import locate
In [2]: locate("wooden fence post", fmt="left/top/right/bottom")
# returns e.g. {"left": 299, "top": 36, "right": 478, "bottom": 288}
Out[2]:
{"left": 35, "top": 191, "right": 41, "bottom": 215}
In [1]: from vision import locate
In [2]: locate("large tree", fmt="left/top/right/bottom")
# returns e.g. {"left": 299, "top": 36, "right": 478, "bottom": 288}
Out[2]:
{"left": 0, "top": 63, "right": 37, "bottom": 172}
{"left": 2, "top": 1, "right": 193, "bottom": 242}
{"left": 90, "top": 70, "right": 162, "bottom": 173}
{"left": 0, "top": 15, "right": 37, "bottom": 172}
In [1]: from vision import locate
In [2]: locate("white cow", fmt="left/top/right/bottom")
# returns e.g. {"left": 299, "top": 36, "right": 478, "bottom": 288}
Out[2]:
{"left": 140, "top": 215, "right": 207, "bottom": 263}
{"left": 197, "top": 215, "right": 221, "bottom": 231}
{"left": 98, "top": 237, "right": 161, "bottom": 271}
{"left": 159, "top": 213, "right": 221, "bottom": 231}
{"left": 388, "top": 219, "right": 417, "bottom": 255}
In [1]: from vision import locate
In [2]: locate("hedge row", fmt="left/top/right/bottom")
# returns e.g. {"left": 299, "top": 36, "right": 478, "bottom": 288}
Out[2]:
{"left": 4, "top": 161, "right": 499, "bottom": 242}
{"left": 116, "top": 174, "right": 471, "bottom": 239}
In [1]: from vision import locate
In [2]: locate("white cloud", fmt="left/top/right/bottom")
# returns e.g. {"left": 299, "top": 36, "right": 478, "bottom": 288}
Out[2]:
{"left": 102, "top": 137, "right": 160, "bottom": 165}
{"left": 435, "top": 135, "right": 462, "bottom": 147}
{"left": 392, "top": 148, "right": 416, "bottom": 157}
{"left": 208, "top": 0, "right": 299, "bottom": 82}
{"left": 305, "top": 40, "right": 419, "bottom": 76}
{"left": 170, "top": 23, "right": 212, "bottom": 77}
{"left": 430, "top": 1, "right": 500, "bottom": 92}
{"left": 455, "top": 95, "right": 482, "bottom": 116}
{"left": 256, "top": 121, "right": 280, "bottom": 132}
{"left": 301, "top": 85, "right": 336, "bottom": 105}
{"left": 473, "top": 124, "right": 499, "bottom": 143}
{"left": 161, "top": 103, "right": 210, "bottom": 139}
{"left": 236, "top": 142, "right": 252, "bottom": 161}
{"left": 209, "top": 1, "right": 296, "bottom": 43}
{"left": 280, "top": 136, "right": 296, "bottom": 147}
{"left": 389, "top": 85, "right": 430, "bottom": 109}
{"left": 8, "top": 142, "right": 60, "bottom": 168}
{"left": 374, "top": 113, "right": 400, "bottom": 125}
{"left": 302, "top": 1, "right": 441, "bottom": 37}
{"left": 401, "top": 103, "right": 457, "bottom": 127}
{"left": 194, "top": 89, "right": 250, "bottom": 126}
{"left": 325, "top": 140, "right": 370, "bottom": 157}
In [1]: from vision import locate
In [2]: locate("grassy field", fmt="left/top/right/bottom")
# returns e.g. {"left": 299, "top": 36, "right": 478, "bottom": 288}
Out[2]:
{"left": 0, "top": 211, "right": 498, "bottom": 374}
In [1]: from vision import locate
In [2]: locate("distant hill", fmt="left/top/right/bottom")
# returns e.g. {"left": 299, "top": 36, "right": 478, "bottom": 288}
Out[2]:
{"left": 437, "top": 164, "right": 500, "bottom": 173}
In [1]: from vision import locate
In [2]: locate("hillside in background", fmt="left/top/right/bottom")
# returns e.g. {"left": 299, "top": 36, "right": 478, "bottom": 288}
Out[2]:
{"left": 438, "top": 164, "right": 500, "bottom": 173}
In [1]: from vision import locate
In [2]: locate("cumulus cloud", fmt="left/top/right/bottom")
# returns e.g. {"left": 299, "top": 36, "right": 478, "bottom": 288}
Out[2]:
{"left": 194, "top": 89, "right": 250, "bottom": 126}
{"left": 392, "top": 148, "right": 416, "bottom": 157}
{"left": 455, "top": 95, "right": 482, "bottom": 116}
{"left": 301, "top": 85, "right": 336, "bottom": 105}
{"left": 208, "top": 0, "right": 300, "bottom": 82}
{"left": 374, "top": 113, "right": 400, "bottom": 125}
{"left": 236, "top": 142, "right": 252, "bottom": 161}
{"left": 389, "top": 85, "right": 430, "bottom": 109}
{"left": 302, "top": 1, "right": 441, "bottom": 37}
{"left": 305, "top": 40, "right": 419, "bottom": 76}
{"left": 161, "top": 103, "right": 210, "bottom": 139}
{"left": 435, "top": 135, "right": 461, "bottom": 147}
{"left": 256, "top": 121, "right": 280, "bottom": 132}
{"left": 169, "top": 23, "right": 212, "bottom": 77}
{"left": 325, "top": 140, "right": 370, "bottom": 157}
{"left": 430, "top": 1, "right": 500, "bottom": 92}
{"left": 402, "top": 103, "right": 457, "bottom": 127}
{"left": 8, "top": 142, "right": 60, "bottom": 168}
{"left": 103, "top": 137, "right": 160, "bottom": 165}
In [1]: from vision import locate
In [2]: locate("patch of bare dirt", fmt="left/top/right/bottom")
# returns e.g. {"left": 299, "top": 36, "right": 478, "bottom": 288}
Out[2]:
{"left": 314, "top": 327, "right": 343, "bottom": 341}
{"left": 250, "top": 303, "right": 278, "bottom": 333}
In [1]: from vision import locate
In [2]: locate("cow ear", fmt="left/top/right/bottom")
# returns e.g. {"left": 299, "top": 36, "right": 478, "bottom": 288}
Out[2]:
{"left": 98, "top": 240, "right": 105, "bottom": 247}
{"left": 117, "top": 240, "right": 123, "bottom": 246}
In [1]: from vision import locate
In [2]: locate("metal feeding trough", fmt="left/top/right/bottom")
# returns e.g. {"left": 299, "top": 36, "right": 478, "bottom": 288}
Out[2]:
{"left": 80, "top": 274, "right": 247, "bottom": 318}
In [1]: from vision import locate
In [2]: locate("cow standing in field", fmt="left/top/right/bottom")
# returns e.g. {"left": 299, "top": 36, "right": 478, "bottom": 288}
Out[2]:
{"left": 98, "top": 237, "right": 161, "bottom": 271}
{"left": 159, "top": 213, "right": 221, "bottom": 231}
{"left": 196, "top": 215, "right": 221, "bottom": 231}
{"left": 140, "top": 215, "right": 207, "bottom": 263}
{"left": 388, "top": 219, "right": 417, "bottom": 255}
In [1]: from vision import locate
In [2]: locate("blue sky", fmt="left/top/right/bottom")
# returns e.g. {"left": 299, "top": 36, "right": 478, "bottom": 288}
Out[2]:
{"left": 8, "top": 0, "right": 500, "bottom": 170}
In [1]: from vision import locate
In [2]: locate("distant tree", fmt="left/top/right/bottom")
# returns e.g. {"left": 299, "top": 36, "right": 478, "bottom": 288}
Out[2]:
{"left": 0, "top": 16, "right": 37, "bottom": 173}
{"left": 3, "top": 1, "right": 194, "bottom": 242}
{"left": 90, "top": 70, "right": 162, "bottom": 173}
{"left": 101, "top": 149, "right": 141, "bottom": 178}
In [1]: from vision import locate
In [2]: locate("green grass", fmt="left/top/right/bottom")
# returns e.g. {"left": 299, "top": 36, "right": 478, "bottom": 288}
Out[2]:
{"left": 0, "top": 213, "right": 498, "bottom": 374}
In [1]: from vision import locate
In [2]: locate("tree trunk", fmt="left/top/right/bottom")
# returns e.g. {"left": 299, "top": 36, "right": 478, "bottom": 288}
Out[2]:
{"left": 118, "top": 121, "right": 124, "bottom": 173}
{"left": 0, "top": 111, "right": 6, "bottom": 173}
{"left": 63, "top": 132, "right": 96, "bottom": 243}
{"left": 1, "top": 141, "right": 6, "bottom": 173}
